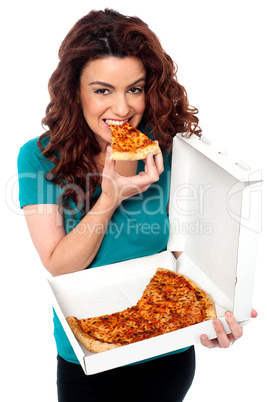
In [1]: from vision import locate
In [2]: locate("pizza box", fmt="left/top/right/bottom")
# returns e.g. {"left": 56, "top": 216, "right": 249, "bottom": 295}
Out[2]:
{"left": 48, "top": 133, "right": 262, "bottom": 375}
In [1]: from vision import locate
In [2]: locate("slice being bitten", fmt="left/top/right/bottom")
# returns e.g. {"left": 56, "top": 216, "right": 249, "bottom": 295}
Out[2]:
{"left": 109, "top": 122, "right": 161, "bottom": 160}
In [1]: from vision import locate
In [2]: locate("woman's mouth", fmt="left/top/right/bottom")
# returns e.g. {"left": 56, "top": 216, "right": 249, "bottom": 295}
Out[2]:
{"left": 104, "top": 118, "right": 131, "bottom": 126}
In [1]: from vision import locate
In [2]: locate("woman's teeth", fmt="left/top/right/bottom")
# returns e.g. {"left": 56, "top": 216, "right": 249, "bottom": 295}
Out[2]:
{"left": 105, "top": 119, "right": 129, "bottom": 126}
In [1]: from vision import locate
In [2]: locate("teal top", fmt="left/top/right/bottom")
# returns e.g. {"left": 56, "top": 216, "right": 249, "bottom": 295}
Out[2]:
{"left": 17, "top": 129, "right": 189, "bottom": 365}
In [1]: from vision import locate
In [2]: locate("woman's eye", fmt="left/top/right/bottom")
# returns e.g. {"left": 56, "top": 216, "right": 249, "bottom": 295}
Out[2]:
{"left": 95, "top": 89, "right": 110, "bottom": 95}
{"left": 129, "top": 87, "right": 143, "bottom": 94}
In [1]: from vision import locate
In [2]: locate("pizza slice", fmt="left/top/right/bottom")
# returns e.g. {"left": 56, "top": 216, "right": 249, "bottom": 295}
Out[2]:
{"left": 66, "top": 268, "right": 217, "bottom": 354}
{"left": 66, "top": 306, "right": 160, "bottom": 353}
{"left": 109, "top": 122, "right": 161, "bottom": 160}
{"left": 136, "top": 269, "right": 216, "bottom": 331}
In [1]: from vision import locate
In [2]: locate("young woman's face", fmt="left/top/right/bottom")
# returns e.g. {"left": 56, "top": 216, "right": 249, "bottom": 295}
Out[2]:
{"left": 79, "top": 56, "right": 146, "bottom": 150}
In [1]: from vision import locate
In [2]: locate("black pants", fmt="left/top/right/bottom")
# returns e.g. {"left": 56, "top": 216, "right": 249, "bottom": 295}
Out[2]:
{"left": 57, "top": 346, "right": 195, "bottom": 402}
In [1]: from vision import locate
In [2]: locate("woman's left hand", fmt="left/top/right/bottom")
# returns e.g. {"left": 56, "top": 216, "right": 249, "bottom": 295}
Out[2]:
{"left": 200, "top": 308, "right": 258, "bottom": 349}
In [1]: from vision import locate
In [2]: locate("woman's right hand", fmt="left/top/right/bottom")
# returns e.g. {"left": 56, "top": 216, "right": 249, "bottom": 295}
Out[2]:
{"left": 101, "top": 145, "right": 164, "bottom": 210}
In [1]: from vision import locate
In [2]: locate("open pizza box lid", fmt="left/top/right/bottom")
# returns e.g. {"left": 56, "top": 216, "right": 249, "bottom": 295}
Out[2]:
{"left": 48, "top": 133, "right": 262, "bottom": 375}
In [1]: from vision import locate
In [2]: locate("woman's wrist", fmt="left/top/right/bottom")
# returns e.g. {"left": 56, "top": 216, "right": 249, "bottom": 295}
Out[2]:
{"left": 92, "top": 192, "right": 120, "bottom": 216}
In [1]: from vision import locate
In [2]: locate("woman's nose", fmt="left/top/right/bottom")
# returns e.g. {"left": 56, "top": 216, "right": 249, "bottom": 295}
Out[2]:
{"left": 111, "top": 94, "right": 131, "bottom": 117}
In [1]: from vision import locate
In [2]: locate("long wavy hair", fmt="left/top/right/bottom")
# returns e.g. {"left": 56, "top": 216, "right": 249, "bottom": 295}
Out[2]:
{"left": 39, "top": 8, "right": 201, "bottom": 215}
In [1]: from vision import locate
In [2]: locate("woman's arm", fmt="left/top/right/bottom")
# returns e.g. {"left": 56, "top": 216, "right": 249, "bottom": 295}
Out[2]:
{"left": 24, "top": 148, "right": 164, "bottom": 276}
{"left": 23, "top": 194, "right": 116, "bottom": 276}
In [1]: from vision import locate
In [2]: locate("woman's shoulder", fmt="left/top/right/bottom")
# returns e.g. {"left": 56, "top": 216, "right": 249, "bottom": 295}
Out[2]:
{"left": 19, "top": 135, "right": 49, "bottom": 154}
{"left": 18, "top": 135, "right": 52, "bottom": 172}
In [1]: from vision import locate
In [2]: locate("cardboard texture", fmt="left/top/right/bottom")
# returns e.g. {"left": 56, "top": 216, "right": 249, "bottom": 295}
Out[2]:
{"left": 48, "top": 134, "right": 261, "bottom": 374}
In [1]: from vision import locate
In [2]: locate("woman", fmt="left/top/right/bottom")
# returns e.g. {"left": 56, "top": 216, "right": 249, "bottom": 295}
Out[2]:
{"left": 17, "top": 9, "right": 256, "bottom": 402}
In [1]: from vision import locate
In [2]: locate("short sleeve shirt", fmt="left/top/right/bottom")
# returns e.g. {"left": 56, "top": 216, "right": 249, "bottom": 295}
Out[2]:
{"left": 17, "top": 134, "right": 188, "bottom": 363}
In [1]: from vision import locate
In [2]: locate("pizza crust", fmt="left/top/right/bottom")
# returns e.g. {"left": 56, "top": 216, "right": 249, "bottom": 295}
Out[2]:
{"left": 110, "top": 143, "right": 161, "bottom": 161}
{"left": 66, "top": 316, "right": 121, "bottom": 353}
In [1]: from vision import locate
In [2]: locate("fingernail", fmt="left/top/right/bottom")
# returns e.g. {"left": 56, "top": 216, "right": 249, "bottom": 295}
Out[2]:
{"left": 251, "top": 308, "right": 258, "bottom": 318}
{"left": 225, "top": 311, "right": 232, "bottom": 318}
{"left": 200, "top": 335, "right": 208, "bottom": 341}
{"left": 213, "top": 319, "right": 220, "bottom": 326}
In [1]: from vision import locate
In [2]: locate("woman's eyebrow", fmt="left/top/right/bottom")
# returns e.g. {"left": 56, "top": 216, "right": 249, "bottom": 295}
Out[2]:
{"left": 89, "top": 77, "right": 146, "bottom": 88}
{"left": 89, "top": 81, "right": 115, "bottom": 88}
{"left": 127, "top": 78, "right": 146, "bottom": 87}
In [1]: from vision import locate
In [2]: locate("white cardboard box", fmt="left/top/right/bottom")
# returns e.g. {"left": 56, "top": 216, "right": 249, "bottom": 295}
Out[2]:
{"left": 48, "top": 134, "right": 262, "bottom": 375}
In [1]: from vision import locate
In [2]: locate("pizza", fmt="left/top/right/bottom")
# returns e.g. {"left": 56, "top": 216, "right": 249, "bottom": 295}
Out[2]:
{"left": 66, "top": 268, "right": 216, "bottom": 353}
{"left": 109, "top": 122, "right": 161, "bottom": 160}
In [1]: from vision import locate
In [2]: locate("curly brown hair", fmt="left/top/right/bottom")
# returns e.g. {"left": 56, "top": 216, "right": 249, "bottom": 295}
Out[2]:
{"left": 39, "top": 8, "right": 201, "bottom": 214}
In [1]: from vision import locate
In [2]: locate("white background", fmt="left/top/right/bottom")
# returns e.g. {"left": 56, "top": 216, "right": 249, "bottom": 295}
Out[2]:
{"left": 2, "top": 0, "right": 266, "bottom": 401}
